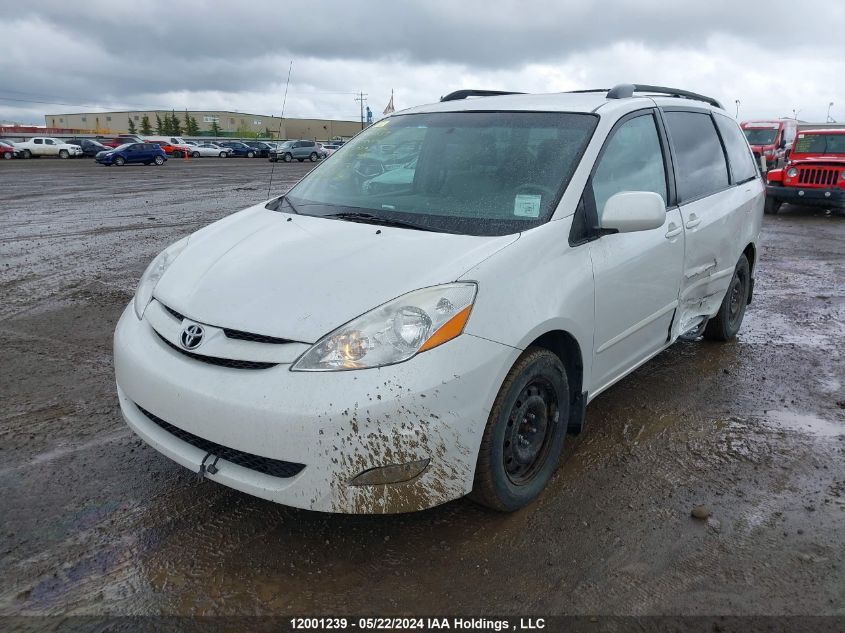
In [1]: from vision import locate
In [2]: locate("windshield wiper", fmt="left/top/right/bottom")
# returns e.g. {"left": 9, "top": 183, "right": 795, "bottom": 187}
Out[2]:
{"left": 327, "top": 211, "right": 447, "bottom": 233}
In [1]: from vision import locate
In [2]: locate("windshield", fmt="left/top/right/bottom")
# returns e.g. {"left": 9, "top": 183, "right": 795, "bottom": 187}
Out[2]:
{"left": 742, "top": 127, "right": 778, "bottom": 146}
{"left": 279, "top": 141, "right": 294, "bottom": 149}
{"left": 114, "top": 143, "right": 133, "bottom": 151}
{"left": 792, "top": 133, "right": 845, "bottom": 155}
{"left": 276, "top": 111, "right": 597, "bottom": 236}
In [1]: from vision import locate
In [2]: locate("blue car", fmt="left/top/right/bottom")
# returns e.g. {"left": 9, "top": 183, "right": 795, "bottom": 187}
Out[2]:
{"left": 95, "top": 143, "right": 167, "bottom": 166}
{"left": 218, "top": 141, "right": 257, "bottom": 158}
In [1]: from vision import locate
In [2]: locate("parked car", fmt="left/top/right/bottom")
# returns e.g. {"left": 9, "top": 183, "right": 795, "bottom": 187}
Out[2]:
{"left": 143, "top": 136, "right": 192, "bottom": 157}
{"left": 16, "top": 137, "right": 83, "bottom": 159}
{"left": 321, "top": 143, "right": 341, "bottom": 157}
{"left": 95, "top": 142, "right": 167, "bottom": 166}
{"left": 115, "top": 84, "right": 762, "bottom": 514}
{"left": 100, "top": 135, "right": 144, "bottom": 149}
{"left": 764, "top": 128, "right": 845, "bottom": 214}
{"left": 218, "top": 141, "right": 257, "bottom": 157}
{"left": 740, "top": 119, "right": 798, "bottom": 169}
{"left": 268, "top": 139, "right": 321, "bottom": 162}
{"left": 0, "top": 140, "right": 20, "bottom": 159}
{"left": 149, "top": 140, "right": 176, "bottom": 155}
{"left": 190, "top": 143, "right": 234, "bottom": 158}
{"left": 65, "top": 138, "right": 109, "bottom": 157}
{"left": 243, "top": 141, "right": 274, "bottom": 157}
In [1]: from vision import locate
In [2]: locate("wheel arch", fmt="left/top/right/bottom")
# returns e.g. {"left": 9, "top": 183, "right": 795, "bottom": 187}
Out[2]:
{"left": 742, "top": 242, "right": 757, "bottom": 304}
{"left": 526, "top": 330, "right": 586, "bottom": 434}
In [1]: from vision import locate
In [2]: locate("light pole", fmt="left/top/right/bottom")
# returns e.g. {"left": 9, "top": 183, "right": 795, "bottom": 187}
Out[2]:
{"left": 792, "top": 108, "right": 801, "bottom": 120}
{"left": 734, "top": 99, "right": 741, "bottom": 119}
{"left": 827, "top": 102, "right": 834, "bottom": 123}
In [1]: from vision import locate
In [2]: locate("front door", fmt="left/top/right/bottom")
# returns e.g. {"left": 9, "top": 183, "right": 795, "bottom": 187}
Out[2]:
{"left": 588, "top": 111, "right": 685, "bottom": 393}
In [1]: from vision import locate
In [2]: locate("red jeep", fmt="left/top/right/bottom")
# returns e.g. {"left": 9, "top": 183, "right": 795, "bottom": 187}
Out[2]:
{"left": 765, "top": 128, "right": 845, "bottom": 214}
{"left": 741, "top": 119, "right": 798, "bottom": 169}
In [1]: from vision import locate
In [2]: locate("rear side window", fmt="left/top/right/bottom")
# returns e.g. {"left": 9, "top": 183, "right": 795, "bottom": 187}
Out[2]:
{"left": 664, "top": 111, "right": 729, "bottom": 201}
{"left": 714, "top": 115, "right": 758, "bottom": 183}
{"left": 34, "top": 139, "right": 43, "bottom": 144}
{"left": 591, "top": 113, "right": 667, "bottom": 217}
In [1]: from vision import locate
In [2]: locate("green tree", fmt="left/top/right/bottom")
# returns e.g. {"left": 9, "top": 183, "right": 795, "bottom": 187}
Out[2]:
{"left": 155, "top": 113, "right": 164, "bottom": 134}
{"left": 140, "top": 115, "right": 152, "bottom": 135}
{"left": 210, "top": 121, "right": 221, "bottom": 137}
{"left": 127, "top": 118, "right": 137, "bottom": 134}
{"left": 186, "top": 114, "right": 200, "bottom": 136}
{"left": 170, "top": 110, "right": 182, "bottom": 135}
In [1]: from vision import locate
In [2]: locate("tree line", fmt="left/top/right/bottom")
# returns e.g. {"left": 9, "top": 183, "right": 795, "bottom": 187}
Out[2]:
{"left": 127, "top": 111, "right": 201, "bottom": 136}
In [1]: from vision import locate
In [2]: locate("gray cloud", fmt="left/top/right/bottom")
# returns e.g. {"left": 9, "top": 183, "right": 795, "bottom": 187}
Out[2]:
{"left": 1, "top": 1, "right": 843, "bottom": 124}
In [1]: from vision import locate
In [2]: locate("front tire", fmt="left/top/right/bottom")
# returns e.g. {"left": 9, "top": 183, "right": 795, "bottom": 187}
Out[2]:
{"left": 3, "top": 153, "right": 11, "bottom": 160}
{"left": 192, "top": 151, "right": 200, "bottom": 158}
{"left": 283, "top": 153, "right": 292, "bottom": 163}
{"left": 247, "top": 151, "right": 255, "bottom": 158}
{"left": 59, "top": 149, "right": 69, "bottom": 159}
{"left": 114, "top": 156, "right": 125, "bottom": 166}
{"left": 219, "top": 152, "right": 227, "bottom": 158}
{"left": 704, "top": 254, "right": 750, "bottom": 342}
{"left": 23, "top": 149, "right": 32, "bottom": 159}
{"left": 764, "top": 197, "right": 781, "bottom": 215}
{"left": 471, "top": 347, "right": 569, "bottom": 512}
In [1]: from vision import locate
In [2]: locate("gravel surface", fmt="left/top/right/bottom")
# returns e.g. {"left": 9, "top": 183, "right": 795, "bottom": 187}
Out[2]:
{"left": 1, "top": 158, "right": 843, "bottom": 616}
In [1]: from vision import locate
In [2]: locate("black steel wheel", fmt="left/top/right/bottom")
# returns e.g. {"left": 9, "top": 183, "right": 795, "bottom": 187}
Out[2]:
{"left": 471, "top": 347, "right": 569, "bottom": 512}
{"left": 704, "top": 254, "right": 750, "bottom": 341}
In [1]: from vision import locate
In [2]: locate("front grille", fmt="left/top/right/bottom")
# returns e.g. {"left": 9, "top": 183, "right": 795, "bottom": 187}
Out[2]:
{"left": 160, "top": 303, "right": 294, "bottom": 345}
{"left": 797, "top": 166, "right": 840, "bottom": 186}
{"left": 136, "top": 405, "right": 306, "bottom": 478}
{"left": 156, "top": 332, "right": 277, "bottom": 370}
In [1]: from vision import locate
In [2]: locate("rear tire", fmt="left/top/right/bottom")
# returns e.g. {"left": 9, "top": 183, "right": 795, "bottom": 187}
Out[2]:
{"left": 309, "top": 152, "right": 318, "bottom": 162}
{"left": 154, "top": 155, "right": 164, "bottom": 165}
{"left": 764, "top": 197, "right": 781, "bottom": 215}
{"left": 471, "top": 347, "right": 569, "bottom": 512}
{"left": 704, "top": 255, "right": 750, "bottom": 342}
{"left": 3, "top": 153, "right": 11, "bottom": 160}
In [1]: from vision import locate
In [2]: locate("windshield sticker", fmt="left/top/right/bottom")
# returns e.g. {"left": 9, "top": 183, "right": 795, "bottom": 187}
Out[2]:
{"left": 514, "top": 194, "right": 542, "bottom": 218}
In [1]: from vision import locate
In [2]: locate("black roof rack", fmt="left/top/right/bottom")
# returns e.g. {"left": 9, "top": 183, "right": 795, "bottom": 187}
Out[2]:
{"left": 440, "top": 89, "right": 524, "bottom": 102}
{"left": 605, "top": 84, "right": 723, "bottom": 109}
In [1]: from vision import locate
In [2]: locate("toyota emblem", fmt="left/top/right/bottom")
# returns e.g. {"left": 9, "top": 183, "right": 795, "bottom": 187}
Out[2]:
{"left": 180, "top": 323, "right": 204, "bottom": 350}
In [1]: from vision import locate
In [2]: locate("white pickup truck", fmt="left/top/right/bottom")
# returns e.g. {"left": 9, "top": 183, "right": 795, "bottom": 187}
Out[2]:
{"left": 16, "top": 137, "right": 83, "bottom": 159}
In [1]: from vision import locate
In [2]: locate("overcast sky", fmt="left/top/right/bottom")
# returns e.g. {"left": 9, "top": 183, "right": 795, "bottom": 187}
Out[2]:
{"left": 2, "top": 0, "right": 843, "bottom": 125}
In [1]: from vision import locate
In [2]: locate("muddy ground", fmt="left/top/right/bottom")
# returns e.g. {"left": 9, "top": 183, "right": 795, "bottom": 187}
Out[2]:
{"left": 0, "top": 158, "right": 843, "bottom": 617}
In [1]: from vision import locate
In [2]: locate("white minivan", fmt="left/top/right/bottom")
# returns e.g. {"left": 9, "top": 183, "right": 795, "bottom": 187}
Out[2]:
{"left": 114, "top": 84, "right": 763, "bottom": 514}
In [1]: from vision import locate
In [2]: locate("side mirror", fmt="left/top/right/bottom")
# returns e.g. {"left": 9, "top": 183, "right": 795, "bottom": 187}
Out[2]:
{"left": 600, "top": 191, "right": 666, "bottom": 234}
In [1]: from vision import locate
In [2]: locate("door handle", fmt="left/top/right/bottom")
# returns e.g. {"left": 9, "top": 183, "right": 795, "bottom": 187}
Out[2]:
{"left": 665, "top": 222, "right": 682, "bottom": 239}
{"left": 685, "top": 213, "right": 701, "bottom": 229}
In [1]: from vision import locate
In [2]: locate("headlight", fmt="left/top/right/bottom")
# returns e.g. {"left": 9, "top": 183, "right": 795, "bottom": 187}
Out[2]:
{"left": 292, "top": 283, "right": 477, "bottom": 371}
{"left": 787, "top": 167, "right": 798, "bottom": 178}
{"left": 133, "top": 237, "right": 189, "bottom": 319}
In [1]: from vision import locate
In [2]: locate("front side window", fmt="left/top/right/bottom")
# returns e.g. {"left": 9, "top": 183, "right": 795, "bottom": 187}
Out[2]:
{"left": 279, "top": 111, "right": 597, "bottom": 236}
{"left": 591, "top": 113, "right": 667, "bottom": 218}
{"left": 665, "top": 111, "right": 729, "bottom": 201}
{"left": 715, "top": 115, "right": 758, "bottom": 183}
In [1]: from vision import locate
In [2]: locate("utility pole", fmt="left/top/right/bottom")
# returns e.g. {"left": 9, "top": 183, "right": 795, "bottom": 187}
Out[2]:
{"left": 354, "top": 92, "right": 368, "bottom": 130}
{"left": 827, "top": 102, "right": 834, "bottom": 123}
{"left": 734, "top": 99, "right": 741, "bottom": 119}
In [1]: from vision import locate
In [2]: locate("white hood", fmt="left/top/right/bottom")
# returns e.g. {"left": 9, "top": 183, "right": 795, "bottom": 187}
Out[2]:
{"left": 153, "top": 204, "right": 518, "bottom": 342}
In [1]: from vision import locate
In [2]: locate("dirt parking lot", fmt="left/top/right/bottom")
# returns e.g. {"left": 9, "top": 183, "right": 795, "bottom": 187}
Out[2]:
{"left": 1, "top": 158, "right": 843, "bottom": 616}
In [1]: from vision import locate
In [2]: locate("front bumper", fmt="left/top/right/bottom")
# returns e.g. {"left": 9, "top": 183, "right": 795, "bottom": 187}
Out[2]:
{"left": 766, "top": 184, "right": 845, "bottom": 208}
{"left": 113, "top": 304, "right": 517, "bottom": 513}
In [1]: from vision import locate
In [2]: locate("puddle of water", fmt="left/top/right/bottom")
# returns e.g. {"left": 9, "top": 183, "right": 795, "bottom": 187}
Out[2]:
{"left": 760, "top": 410, "right": 845, "bottom": 437}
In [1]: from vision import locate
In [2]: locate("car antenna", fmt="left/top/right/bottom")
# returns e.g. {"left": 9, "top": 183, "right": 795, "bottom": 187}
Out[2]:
{"left": 267, "top": 60, "right": 293, "bottom": 199}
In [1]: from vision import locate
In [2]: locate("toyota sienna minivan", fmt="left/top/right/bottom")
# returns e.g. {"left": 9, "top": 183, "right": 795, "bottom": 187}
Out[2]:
{"left": 114, "top": 84, "right": 763, "bottom": 513}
